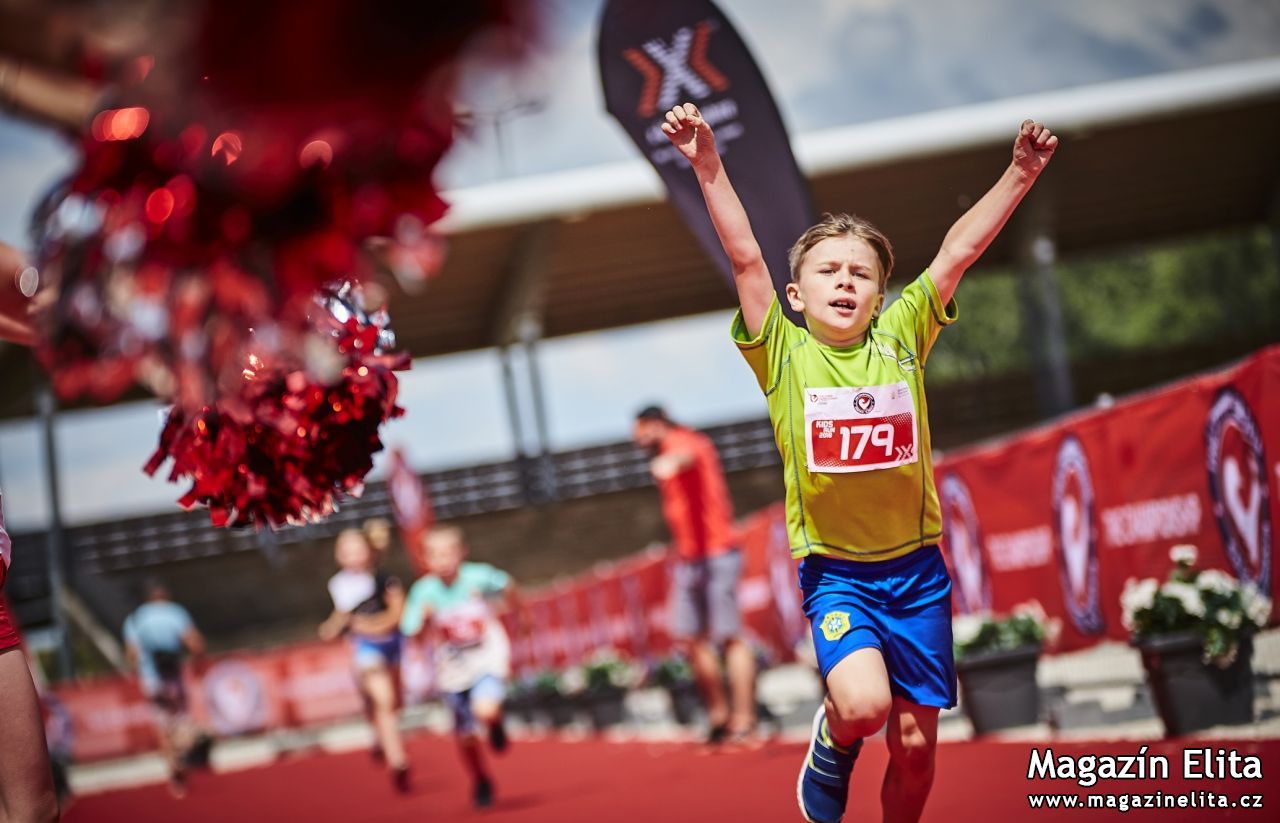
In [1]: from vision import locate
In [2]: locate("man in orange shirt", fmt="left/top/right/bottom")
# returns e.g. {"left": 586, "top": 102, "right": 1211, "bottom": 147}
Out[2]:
{"left": 633, "top": 406, "right": 756, "bottom": 742}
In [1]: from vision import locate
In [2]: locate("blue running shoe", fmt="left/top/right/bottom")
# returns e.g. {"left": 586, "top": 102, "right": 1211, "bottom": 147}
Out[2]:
{"left": 797, "top": 705, "right": 862, "bottom": 823}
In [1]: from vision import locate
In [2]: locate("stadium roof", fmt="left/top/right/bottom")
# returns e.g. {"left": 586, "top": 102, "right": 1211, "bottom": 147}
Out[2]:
{"left": 1, "top": 57, "right": 1278, "bottom": 417}
{"left": 395, "top": 57, "right": 1280, "bottom": 355}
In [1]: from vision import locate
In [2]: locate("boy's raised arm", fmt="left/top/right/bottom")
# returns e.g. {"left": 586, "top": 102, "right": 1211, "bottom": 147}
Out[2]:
{"left": 662, "top": 103, "right": 774, "bottom": 337}
{"left": 928, "top": 119, "right": 1058, "bottom": 305}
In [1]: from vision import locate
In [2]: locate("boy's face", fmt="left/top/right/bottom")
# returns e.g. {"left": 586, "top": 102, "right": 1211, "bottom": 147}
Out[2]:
{"left": 425, "top": 530, "right": 466, "bottom": 579}
{"left": 335, "top": 532, "right": 373, "bottom": 572}
{"left": 786, "top": 235, "right": 885, "bottom": 347}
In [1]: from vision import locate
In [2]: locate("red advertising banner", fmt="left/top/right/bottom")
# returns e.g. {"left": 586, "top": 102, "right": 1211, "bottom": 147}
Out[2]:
{"left": 49, "top": 641, "right": 362, "bottom": 763}
{"left": 938, "top": 345, "right": 1279, "bottom": 649}
{"left": 50, "top": 347, "right": 1279, "bottom": 761}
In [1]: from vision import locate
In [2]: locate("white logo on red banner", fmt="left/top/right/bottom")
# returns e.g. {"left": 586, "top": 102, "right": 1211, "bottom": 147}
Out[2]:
{"left": 805, "top": 383, "right": 918, "bottom": 473}
{"left": 940, "top": 473, "right": 990, "bottom": 614}
{"left": 1205, "top": 388, "right": 1272, "bottom": 594}
{"left": 1052, "top": 436, "right": 1105, "bottom": 635}
{"left": 202, "top": 662, "right": 268, "bottom": 735}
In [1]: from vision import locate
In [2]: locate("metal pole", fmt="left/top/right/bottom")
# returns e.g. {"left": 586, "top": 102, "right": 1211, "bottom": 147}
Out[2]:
{"left": 498, "top": 345, "right": 527, "bottom": 456}
{"left": 1016, "top": 196, "right": 1074, "bottom": 416}
{"left": 520, "top": 315, "right": 557, "bottom": 501}
{"left": 37, "top": 384, "right": 74, "bottom": 680}
{"left": 498, "top": 345, "right": 533, "bottom": 501}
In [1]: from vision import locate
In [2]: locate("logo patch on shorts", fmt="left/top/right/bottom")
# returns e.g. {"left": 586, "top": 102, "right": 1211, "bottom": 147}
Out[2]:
{"left": 819, "top": 611, "right": 851, "bottom": 642}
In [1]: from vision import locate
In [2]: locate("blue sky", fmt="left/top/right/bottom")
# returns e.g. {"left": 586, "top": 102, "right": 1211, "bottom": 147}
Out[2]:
{"left": 1, "top": 0, "right": 1277, "bottom": 529}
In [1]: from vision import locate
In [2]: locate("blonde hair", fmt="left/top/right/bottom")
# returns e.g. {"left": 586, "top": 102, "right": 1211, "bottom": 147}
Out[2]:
{"left": 361, "top": 517, "right": 392, "bottom": 552}
{"left": 336, "top": 527, "right": 369, "bottom": 546}
{"left": 787, "top": 213, "right": 895, "bottom": 290}
{"left": 424, "top": 524, "right": 465, "bottom": 548}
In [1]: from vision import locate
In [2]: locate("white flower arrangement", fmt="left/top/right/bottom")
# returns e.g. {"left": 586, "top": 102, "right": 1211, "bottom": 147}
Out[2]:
{"left": 1122, "top": 544, "right": 1272, "bottom": 667}
{"left": 953, "top": 600, "right": 1061, "bottom": 659}
{"left": 1161, "top": 581, "right": 1206, "bottom": 618}
{"left": 558, "top": 665, "right": 587, "bottom": 696}
{"left": 1169, "top": 543, "right": 1198, "bottom": 566}
{"left": 952, "top": 613, "right": 986, "bottom": 647}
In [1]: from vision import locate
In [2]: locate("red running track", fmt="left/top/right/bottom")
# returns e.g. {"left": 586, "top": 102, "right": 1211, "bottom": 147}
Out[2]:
{"left": 65, "top": 734, "right": 1280, "bottom": 822}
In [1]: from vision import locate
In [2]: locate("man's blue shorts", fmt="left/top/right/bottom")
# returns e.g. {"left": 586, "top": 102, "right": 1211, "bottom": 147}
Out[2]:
{"left": 799, "top": 545, "right": 957, "bottom": 709}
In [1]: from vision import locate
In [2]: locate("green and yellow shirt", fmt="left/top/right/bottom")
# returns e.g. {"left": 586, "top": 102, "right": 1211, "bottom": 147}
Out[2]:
{"left": 732, "top": 271, "right": 958, "bottom": 562}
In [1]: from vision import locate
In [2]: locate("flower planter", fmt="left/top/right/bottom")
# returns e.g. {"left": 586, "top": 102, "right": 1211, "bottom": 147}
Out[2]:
{"left": 665, "top": 682, "right": 702, "bottom": 726}
{"left": 505, "top": 694, "right": 534, "bottom": 726}
{"left": 1136, "top": 631, "right": 1253, "bottom": 737}
{"left": 536, "top": 694, "right": 577, "bottom": 728}
{"left": 955, "top": 643, "right": 1041, "bottom": 735}
{"left": 586, "top": 685, "right": 627, "bottom": 730}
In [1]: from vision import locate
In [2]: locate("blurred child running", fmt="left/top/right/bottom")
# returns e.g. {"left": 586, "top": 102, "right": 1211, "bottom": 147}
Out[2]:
{"left": 400, "top": 525, "right": 523, "bottom": 809}
{"left": 319, "top": 527, "right": 410, "bottom": 792}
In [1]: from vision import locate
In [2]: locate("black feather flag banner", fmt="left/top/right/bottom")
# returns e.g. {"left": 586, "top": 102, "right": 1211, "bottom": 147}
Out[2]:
{"left": 598, "top": 0, "right": 815, "bottom": 324}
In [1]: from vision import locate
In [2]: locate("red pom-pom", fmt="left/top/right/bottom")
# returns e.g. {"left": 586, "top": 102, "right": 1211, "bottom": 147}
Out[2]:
{"left": 32, "top": 1, "right": 525, "bottom": 407}
{"left": 143, "top": 285, "right": 409, "bottom": 528}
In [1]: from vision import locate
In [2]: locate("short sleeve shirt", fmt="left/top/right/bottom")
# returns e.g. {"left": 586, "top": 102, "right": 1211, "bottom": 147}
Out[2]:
{"left": 655, "top": 428, "right": 736, "bottom": 560}
{"left": 327, "top": 569, "right": 399, "bottom": 616}
{"left": 400, "top": 562, "right": 512, "bottom": 692}
{"left": 731, "top": 270, "right": 958, "bottom": 562}
{"left": 124, "top": 601, "right": 195, "bottom": 686}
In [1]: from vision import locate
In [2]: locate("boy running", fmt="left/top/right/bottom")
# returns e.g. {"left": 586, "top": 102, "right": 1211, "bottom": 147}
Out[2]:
{"left": 661, "top": 102, "right": 1056, "bottom": 822}
{"left": 400, "top": 525, "right": 522, "bottom": 809}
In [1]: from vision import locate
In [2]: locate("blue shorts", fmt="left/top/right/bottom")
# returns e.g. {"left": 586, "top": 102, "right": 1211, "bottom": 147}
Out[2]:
{"left": 799, "top": 546, "right": 957, "bottom": 709}
{"left": 351, "top": 633, "right": 402, "bottom": 671}
{"left": 444, "top": 674, "right": 508, "bottom": 736}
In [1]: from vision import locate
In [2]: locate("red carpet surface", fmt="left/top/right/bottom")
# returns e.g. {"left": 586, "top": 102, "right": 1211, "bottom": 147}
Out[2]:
{"left": 65, "top": 734, "right": 1280, "bottom": 822}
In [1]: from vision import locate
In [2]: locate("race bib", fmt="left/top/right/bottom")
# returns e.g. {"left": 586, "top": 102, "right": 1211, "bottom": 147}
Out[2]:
{"left": 805, "top": 383, "right": 918, "bottom": 473}
{"left": 437, "top": 599, "right": 490, "bottom": 649}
